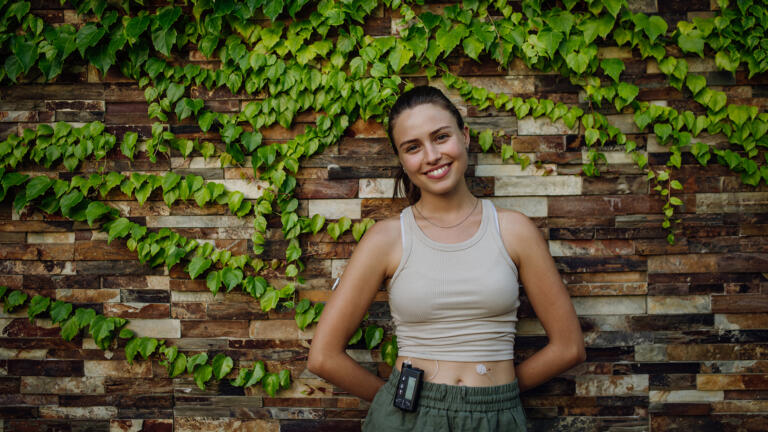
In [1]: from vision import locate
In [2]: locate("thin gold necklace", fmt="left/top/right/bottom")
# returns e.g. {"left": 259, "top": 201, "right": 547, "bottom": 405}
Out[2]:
{"left": 412, "top": 198, "right": 479, "bottom": 229}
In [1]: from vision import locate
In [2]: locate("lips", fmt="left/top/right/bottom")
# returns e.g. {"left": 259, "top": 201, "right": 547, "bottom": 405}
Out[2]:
{"left": 424, "top": 163, "right": 451, "bottom": 179}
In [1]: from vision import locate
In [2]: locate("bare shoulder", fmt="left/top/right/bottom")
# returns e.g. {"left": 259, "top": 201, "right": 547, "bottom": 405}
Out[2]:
{"left": 493, "top": 206, "right": 546, "bottom": 265}
{"left": 350, "top": 214, "right": 402, "bottom": 278}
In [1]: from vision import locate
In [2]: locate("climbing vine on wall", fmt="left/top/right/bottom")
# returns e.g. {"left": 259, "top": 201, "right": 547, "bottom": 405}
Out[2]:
{"left": 1, "top": 0, "right": 767, "bottom": 393}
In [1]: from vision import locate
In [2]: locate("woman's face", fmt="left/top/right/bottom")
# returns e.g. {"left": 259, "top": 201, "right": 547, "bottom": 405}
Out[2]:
{"left": 391, "top": 103, "right": 470, "bottom": 198}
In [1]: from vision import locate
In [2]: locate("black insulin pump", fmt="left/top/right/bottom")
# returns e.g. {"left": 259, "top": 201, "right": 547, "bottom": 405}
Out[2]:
{"left": 393, "top": 362, "right": 423, "bottom": 412}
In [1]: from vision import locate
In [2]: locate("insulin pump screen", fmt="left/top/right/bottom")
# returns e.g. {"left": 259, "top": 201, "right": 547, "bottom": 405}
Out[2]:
{"left": 405, "top": 376, "right": 417, "bottom": 399}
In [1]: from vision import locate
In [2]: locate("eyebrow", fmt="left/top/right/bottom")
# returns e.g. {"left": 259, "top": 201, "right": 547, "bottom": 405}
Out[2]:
{"left": 397, "top": 126, "right": 452, "bottom": 150}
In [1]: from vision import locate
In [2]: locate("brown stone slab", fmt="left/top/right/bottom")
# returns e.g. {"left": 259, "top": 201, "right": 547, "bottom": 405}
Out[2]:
{"left": 74, "top": 240, "right": 136, "bottom": 260}
{"left": 181, "top": 320, "right": 250, "bottom": 338}
{"left": 647, "top": 254, "right": 718, "bottom": 273}
{"left": 0, "top": 243, "right": 74, "bottom": 260}
{"left": 667, "top": 344, "right": 768, "bottom": 361}
{"left": 548, "top": 195, "right": 664, "bottom": 217}
{"left": 206, "top": 302, "right": 268, "bottom": 320}
{"left": 110, "top": 419, "right": 173, "bottom": 432}
{"left": 295, "top": 179, "right": 359, "bottom": 199}
{"left": 103, "top": 303, "right": 170, "bottom": 319}
{"left": 1, "top": 319, "right": 62, "bottom": 338}
{"left": 712, "top": 295, "right": 768, "bottom": 313}
{"left": 338, "top": 138, "right": 391, "bottom": 156}
{"left": 170, "top": 303, "right": 207, "bottom": 319}
{"left": 361, "top": 198, "right": 408, "bottom": 219}
{"left": 554, "top": 256, "right": 647, "bottom": 273}
{"left": 8, "top": 360, "right": 83, "bottom": 377}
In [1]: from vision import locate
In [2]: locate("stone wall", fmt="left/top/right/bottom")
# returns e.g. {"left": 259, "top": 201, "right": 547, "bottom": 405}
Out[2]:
{"left": 2, "top": 1, "right": 768, "bottom": 431}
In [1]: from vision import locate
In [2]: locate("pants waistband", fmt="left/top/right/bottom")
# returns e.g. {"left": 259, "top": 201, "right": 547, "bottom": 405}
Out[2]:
{"left": 381, "top": 367, "right": 522, "bottom": 412}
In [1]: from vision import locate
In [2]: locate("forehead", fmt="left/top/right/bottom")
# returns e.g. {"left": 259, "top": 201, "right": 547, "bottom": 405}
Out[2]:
{"left": 391, "top": 103, "right": 458, "bottom": 144}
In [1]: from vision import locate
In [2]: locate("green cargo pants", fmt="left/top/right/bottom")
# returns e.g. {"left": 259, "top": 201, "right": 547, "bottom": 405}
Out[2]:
{"left": 362, "top": 368, "right": 527, "bottom": 431}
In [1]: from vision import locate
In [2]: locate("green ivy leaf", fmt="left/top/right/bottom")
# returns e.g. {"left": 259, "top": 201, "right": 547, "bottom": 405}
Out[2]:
{"left": 262, "top": 372, "right": 280, "bottom": 396}
{"left": 685, "top": 74, "right": 706, "bottom": 96}
{"left": 25, "top": 176, "right": 53, "bottom": 202}
{"left": 187, "top": 256, "right": 212, "bottom": 280}
{"left": 212, "top": 353, "right": 234, "bottom": 380}
{"left": 136, "top": 337, "right": 158, "bottom": 360}
{"left": 76, "top": 23, "right": 105, "bottom": 57}
{"left": 187, "top": 353, "right": 209, "bottom": 374}
{"left": 617, "top": 82, "right": 639, "bottom": 103}
{"left": 50, "top": 300, "right": 72, "bottom": 324}
{"left": 221, "top": 267, "right": 243, "bottom": 293}
{"left": 4, "top": 290, "right": 27, "bottom": 313}
{"left": 600, "top": 58, "right": 625, "bottom": 82}
{"left": 119, "top": 328, "right": 134, "bottom": 339}
{"left": 654, "top": 123, "right": 673, "bottom": 143}
{"left": 381, "top": 336, "right": 398, "bottom": 367}
{"left": 295, "top": 307, "right": 315, "bottom": 331}
{"left": 708, "top": 91, "right": 727, "bottom": 112}
{"left": 60, "top": 316, "right": 80, "bottom": 341}
{"left": 478, "top": 129, "right": 494, "bottom": 152}
{"left": 85, "top": 201, "right": 111, "bottom": 227}
{"left": 194, "top": 364, "right": 213, "bottom": 390}
{"left": 278, "top": 369, "right": 291, "bottom": 389}
{"left": 260, "top": 288, "right": 279, "bottom": 312}
{"left": 348, "top": 327, "right": 363, "bottom": 345}
{"left": 645, "top": 15, "right": 668, "bottom": 43}
{"left": 244, "top": 361, "right": 266, "bottom": 387}
{"left": 27, "top": 295, "right": 50, "bottom": 321}
{"left": 364, "top": 325, "right": 384, "bottom": 350}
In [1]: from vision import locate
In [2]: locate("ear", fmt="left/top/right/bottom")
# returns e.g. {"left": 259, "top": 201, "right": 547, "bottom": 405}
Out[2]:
{"left": 462, "top": 125, "right": 470, "bottom": 150}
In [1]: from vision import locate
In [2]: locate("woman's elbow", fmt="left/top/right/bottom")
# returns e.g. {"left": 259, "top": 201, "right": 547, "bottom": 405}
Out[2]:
{"left": 571, "top": 338, "right": 587, "bottom": 366}
{"left": 307, "top": 347, "right": 325, "bottom": 376}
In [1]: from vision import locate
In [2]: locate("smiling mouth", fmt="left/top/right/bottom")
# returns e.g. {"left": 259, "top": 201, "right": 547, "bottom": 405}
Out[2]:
{"left": 424, "top": 163, "right": 451, "bottom": 179}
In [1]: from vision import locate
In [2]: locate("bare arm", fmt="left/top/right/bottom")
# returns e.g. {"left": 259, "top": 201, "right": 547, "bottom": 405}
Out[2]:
{"left": 499, "top": 210, "right": 586, "bottom": 392}
{"left": 307, "top": 218, "right": 400, "bottom": 401}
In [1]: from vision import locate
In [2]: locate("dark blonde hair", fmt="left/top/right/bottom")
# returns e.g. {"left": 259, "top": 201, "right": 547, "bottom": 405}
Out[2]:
{"left": 387, "top": 86, "right": 465, "bottom": 204}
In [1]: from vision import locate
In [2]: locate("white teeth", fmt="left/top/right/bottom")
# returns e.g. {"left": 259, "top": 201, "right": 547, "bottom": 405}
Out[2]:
{"left": 428, "top": 165, "right": 448, "bottom": 176}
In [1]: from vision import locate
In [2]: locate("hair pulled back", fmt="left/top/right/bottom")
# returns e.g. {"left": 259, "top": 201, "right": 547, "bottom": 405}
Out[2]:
{"left": 387, "top": 86, "right": 465, "bottom": 205}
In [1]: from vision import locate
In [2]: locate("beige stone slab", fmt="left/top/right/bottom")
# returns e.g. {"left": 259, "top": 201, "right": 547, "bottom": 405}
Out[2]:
{"left": 0, "top": 348, "right": 47, "bottom": 360}
{"left": 209, "top": 179, "right": 268, "bottom": 199}
{"left": 84, "top": 360, "right": 152, "bottom": 378}
{"left": 575, "top": 375, "right": 648, "bottom": 396}
{"left": 21, "top": 376, "right": 105, "bottom": 394}
{"left": 347, "top": 349, "right": 374, "bottom": 362}
{"left": 145, "top": 215, "right": 252, "bottom": 228}
{"left": 27, "top": 232, "right": 75, "bottom": 243}
{"left": 174, "top": 418, "right": 279, "bottom": 432}
{"left": 331, "top": 259, "right": 348, "bottom": 279}
{"left": 696, "top": 192, "right": 768, "bottom": 214}
{"left": 475, "top": 163, "right": 555, "bottom": 177}
{"left": 465, "top": 76, "right": 535, "bottom": 95}
{"left": 597, "top": 47, "right": 633, "bottom": 59}
{"left": 649, "top": 389, "right": 724, "bottom": 402}
{"left": 605, "top": 114, "right": 642, "bottom": 134}
{"left": 39, "top": 406, "right": 118, "bottom": 420}
{"left": 712, "top": 400, "right": 768, "bottom": 413}
{"left": 56, "top": 289, "right": 120, "bottom": 303}
{"left": 647, "top": 295, "right": 710, "bottom": 314}
{"left": 125, "top": 319, "right": 181, "bottom": 339}
{"left": 635, "top": 344, "right": 668, "bottom": 362}
{"left": 715, "top": 313, "right": 768, "bottom": 330}
{"left": 517, "top": 318, "right": 545, "bottom": 336}
{"left": 489, "top": 197, "right": 547, "bottom": 217}
{"left": 648, "top": 254, "right": 718, "bottom": 273}
{"left": 249, "top": 320, "right": 298, "bottom": 339}
{"left": 581, "top": 150, "right": 638, "bottom": 165}
{"left": 359, "top": 178, "right": 395, "bottom": 198}
{"left": 518, "top": 117, "right": 579, "bottom": 135}
{"left": 647, "top": 57, "right": 717, "bottom": 74}
{"left": 572, "top": 296, "right": 646, "bottom": 315}
{"left": 307, "top": 199, "right": 361, "bottom": 219}
{"left": 496, "top": 175, "right": 581, "bottom": 196}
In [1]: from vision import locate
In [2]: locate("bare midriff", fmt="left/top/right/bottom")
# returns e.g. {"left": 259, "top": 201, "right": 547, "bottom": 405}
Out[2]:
{"left": 395, "top": 356, "right": 517, "bottom": 387}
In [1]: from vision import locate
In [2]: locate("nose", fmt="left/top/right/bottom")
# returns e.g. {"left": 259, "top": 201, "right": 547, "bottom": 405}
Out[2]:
{"left": 423, "top": 142, "right": 440, "bottom": 164}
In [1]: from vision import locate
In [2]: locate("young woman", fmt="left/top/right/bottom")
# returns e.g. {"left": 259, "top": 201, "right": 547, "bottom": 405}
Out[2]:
{"left": 308, "top": 86, "right": 585, "bottom": 431}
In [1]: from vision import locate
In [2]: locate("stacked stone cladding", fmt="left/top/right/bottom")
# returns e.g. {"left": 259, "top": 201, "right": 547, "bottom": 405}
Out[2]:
{"left": 1, "top": 1, "right": 768, "bottom": 431}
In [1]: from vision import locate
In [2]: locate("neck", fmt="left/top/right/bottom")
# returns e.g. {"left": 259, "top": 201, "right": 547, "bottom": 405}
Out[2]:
{"left": 414, "top": 183, "right": 476, "bottom": 217}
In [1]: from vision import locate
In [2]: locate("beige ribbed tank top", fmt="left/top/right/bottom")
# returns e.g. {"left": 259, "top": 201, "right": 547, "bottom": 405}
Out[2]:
{"left": 387, "top": 199, "right": 520, "bottom": 361}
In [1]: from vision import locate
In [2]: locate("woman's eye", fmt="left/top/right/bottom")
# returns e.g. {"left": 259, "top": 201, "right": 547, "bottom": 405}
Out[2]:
{"left": 436, "top": 134, "right": 449, "bottom": 141}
